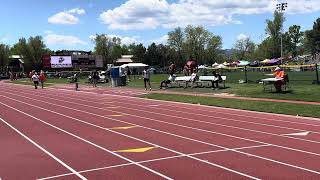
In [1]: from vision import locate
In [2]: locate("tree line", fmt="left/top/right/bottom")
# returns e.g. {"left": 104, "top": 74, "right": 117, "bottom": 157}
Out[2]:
{"left": 1, "top": 11, "right": 320, "bottom": 72}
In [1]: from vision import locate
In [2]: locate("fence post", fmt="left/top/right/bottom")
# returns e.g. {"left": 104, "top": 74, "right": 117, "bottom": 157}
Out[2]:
{"left": 244, "top": 66, "right": 248, "bottom": 83}
{"left": 316, "top": 64, "right": 319, "bottom": 84}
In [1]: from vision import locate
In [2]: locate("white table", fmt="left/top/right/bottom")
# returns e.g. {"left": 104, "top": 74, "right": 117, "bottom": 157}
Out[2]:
{"left": 261, "top": 78, "right": 283, "bottom": 82}
{"left": 261, "top": 78, "right": 283, "bottom": 91}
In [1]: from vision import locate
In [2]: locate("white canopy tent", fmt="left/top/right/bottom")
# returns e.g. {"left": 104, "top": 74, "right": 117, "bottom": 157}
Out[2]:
{"left": 212, "top": 62, "right": 219, "bottom": 67}
{"left": 198, "top": 65, "right": 208, "bottom": 69}
{"left": 216, "top": 64, "right": 226, "bottom": 69}
{"left": 120, "top": 63, "right": 148, "bottom": 68}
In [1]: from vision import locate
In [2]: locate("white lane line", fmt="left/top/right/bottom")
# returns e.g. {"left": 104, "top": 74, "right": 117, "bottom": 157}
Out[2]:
{"left": 0, "top": 117, "right": 87, "bottom": 180}
{"left": 4, "top": 95, "right": 320, "bottom": 177}
{"left": 283, "top": 131, "right": 310, "bottom": 136}
{"left": 104, "top": 97, "right": 320, "bottom": 130}
{"left": 0, "top": 102, "right": 173, "bottom": 180}
{"left": 7, "top": 90, "right": 320, "bottom": 147}
{"left": 38, "top": 90, "right": 320, "bottom": 144}
{"left": 16, "top": 84, "right": 320, "bottom": 128}
{"left": 28, "top": 86, "right": 320, "bottom": 130}
{"left": 0, "top": 95, "right": 260, "bottom": 180}
{"left": 40, "top": 144, "right": 271, "bottom": 180}
{"left": 3, "top": 84, "right": 320, "bottom": 127}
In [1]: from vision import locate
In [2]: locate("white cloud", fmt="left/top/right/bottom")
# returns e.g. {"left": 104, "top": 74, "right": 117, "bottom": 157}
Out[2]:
{"left": 89, "top": 35, "right": 96, "bottom": 41}
{"left": 44, "top": 30, "right": 53, "bottom": 34}
{"left": 45, "top": 34, "right": 87, "bottom": 46}
{"left": 68, "top": 8, "right": 85, "bottom": 15}
{"left": 237, "top": 33, "right": 249, "bottom": 40}
{"left": 89, "top": 34, "right": 141, "bottom": 45}
{"left": 48, "top": 8, "right": 86, "bottom": 25}
{"left": 151, "top": 35, "right": 168, "bottom": 44}
{"left": 0, "top": 36, "right": 8, "bottom": 43}
{"left": 99, "top": 0, "right": 320, "bottom": 30}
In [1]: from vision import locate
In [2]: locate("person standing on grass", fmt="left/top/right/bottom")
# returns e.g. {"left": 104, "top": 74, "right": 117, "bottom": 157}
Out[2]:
{"left": 143, "top": 66, "right": 152, "bottom": 91}
{"left": 29, "top": 70, "right": 35, "bottom": 82}
{"left": 92, "top": 71, "right": 99, "bottom": 87}
{"left": 31, "top": 72, "right": 40, "bottom": 89}
{"left": 169, "top": 61, "right": 176, "bottom": 75}
{"left": 39, "top": 71, "right": 46, "bottom": 89}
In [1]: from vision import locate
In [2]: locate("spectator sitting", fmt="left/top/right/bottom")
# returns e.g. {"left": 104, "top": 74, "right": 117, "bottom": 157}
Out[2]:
{"left": 160, "top": 74, "right": 176, "bottom": 89}
{"left": 185, "top": 70, "right": 198, "bottom": 88}
{"left": 211, "top": 71, "right": 222, "bottom": 90}
{"left": 273, "top": 67, "right": 285, "bottom": 92}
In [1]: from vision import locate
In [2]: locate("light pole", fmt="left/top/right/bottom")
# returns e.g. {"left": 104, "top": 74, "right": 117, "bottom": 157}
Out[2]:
{"left": 276, "top": 2, "right": 288, "bottom": 64}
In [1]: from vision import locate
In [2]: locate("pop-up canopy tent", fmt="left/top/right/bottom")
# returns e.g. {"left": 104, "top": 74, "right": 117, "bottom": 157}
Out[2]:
{"left": 120, "top": 63, "right": 148, "bottom": 68}
{"left": 238, "top": 60, "right": 250, "bottom": 66}
{"left": 216, "top": 64, "right": 226, "bottom": 69}
{"left": 261, "top": 59, "right": 270, "bottom": 64}
{"left": 249, "top": 61, "right": 260, "bottom": 67}
{"left": 222, "top": 61, "right": 230, "bottom": 66}
{"left": 260, "top": 58, "right": 281, "bottom": 65}
{"left": 212, "top": 62, "right": 219, "bottom": 67}
{"left": 198, "top": 65, "right": 208, "bottom": 69}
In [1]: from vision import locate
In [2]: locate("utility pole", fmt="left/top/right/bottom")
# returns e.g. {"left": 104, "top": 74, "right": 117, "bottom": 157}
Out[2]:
{"left": 276, "top": 2, "right": 288, "bottom": 64}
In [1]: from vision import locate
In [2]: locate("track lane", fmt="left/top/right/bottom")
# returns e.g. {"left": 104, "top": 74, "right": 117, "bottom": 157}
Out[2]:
{"left": 0, "top": 94, "right": 258, "bottom": 179}
{"left": 7, "top": 85, "right": 320, "bottom": 143}
{"left": 0, "top": 100, "right": 173, "bottom": 180}
{"left": 1, "top": 87, "right": 320, "bottom": 177}
{"left": 0, "top": 116, "right": 76, "bottom": 180}
{"left": 6, "top": 88, "right": 320, "bottom": 155}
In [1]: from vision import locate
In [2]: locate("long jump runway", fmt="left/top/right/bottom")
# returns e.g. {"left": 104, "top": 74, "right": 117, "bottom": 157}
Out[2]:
{"left": 1, "top": 83, "right": 320, "bottom": 179}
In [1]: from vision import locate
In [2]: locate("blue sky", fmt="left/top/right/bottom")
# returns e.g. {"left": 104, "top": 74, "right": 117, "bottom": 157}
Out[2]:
{"left": 0, "top": 0, "right": 319, "bottom": 51}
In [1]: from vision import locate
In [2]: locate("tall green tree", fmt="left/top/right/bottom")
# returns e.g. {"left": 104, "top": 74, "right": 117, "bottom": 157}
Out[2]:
{"left": 167, "top": 27, "right": 184, "bottom": 65}
{"left": 206, "top": 35, "right": 223, "bottom": 64}
{"left": 131, "top": 43, "right": 146, "bottom": 63}
{"left": 167, "top": 25, "right": 222, "bottom": 66}
{"left": 11, "top": 36, "right": 48, "bottom": 71}
{"left": 305, "top": 18, "right": 320, "bottom": 56}
{"left": 110, "top": 44, "right": 123, "bottom": 63}
{"left": 93, "top": 34, "right": 119, "bottom": 65}
{"left": 184, "top": 25, "right": 211, "bottom": 64}
{"left": 265, "top": 11, "right": 285, "bottom": 58}
{"left": 0, "top": 44, "right": 10, "bottom": 72}
{"left": 157, "top": 44, "right": 169, "bottom": 68}
{"left": 234, "top": 37, "right": 255, "bottom": 60}
{"left": 286, "top": 25, "right": 304, "bottom": 57}
{"left": 145, "top": 43, "right": 158, "bottom": 65}
{"left": 28, "top": 36, "right": 48, "bottom": 69}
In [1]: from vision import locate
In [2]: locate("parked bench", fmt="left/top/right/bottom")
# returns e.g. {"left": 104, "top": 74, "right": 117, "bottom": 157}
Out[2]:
{"left": 170, "top": 76, "right": 226, "bottom": 88}
{"left": 195, "top": 76, "right": 227, "bottom": 88}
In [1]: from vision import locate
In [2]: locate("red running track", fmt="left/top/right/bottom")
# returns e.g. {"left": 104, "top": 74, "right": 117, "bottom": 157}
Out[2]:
{"left": 1, "top": 83, "right": 320, "bottom": 179}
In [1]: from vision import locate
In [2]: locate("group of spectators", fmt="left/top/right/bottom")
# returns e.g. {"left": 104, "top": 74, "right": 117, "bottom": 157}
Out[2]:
{"left": 8, "top": 71, "right": 26, "bottom": 81}
{"left": 159, "top": 61, "right": 223, "bottom": 90}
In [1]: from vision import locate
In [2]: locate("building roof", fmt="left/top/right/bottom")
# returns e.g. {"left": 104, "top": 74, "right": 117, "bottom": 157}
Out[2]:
{"left": 116, "top": 58, "right": 133, "bottom": 63}
{"left": 9, "top": 55, "right": 23, "bottom": 59}
{"left": 121, "top": 55, "right": 133, "bottom": 58}
{"left": 116, "top": 55, "right": 133, "bottom": 63}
